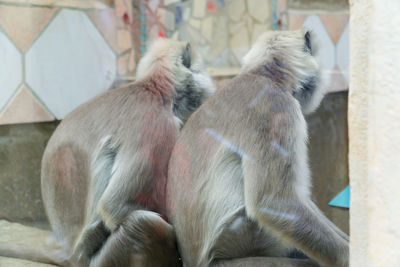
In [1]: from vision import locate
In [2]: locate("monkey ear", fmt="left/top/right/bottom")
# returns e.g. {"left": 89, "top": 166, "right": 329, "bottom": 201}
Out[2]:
{"left": 304, "top": 30, "right": 312, "bottom": 54}
{"left": 182, "top": 43, "right": 191, "bottom": 69}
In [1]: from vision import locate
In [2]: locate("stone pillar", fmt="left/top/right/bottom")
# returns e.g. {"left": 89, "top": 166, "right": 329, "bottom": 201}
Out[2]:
{"left": 349, "top": 1, "right": 400, "bottom": 266}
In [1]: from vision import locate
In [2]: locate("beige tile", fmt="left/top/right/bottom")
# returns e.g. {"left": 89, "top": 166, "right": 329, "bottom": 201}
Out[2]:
{"left": 0, "top": 6, "right": 57, "bottom": 52}
{"left": 0, "top": 0, "right": 108, "bottom": 9}
{"left": 227, "top": 0, "right": 245, "bottom": 22}
{"left": 230, "top": 23, "right": 249, "bottom": 62}
{"left": 320, "top": 13, "right": 349, "bottom": 44}
{"left": 128, "top": 49, "right": 136, "bottom": 72}
{"left": 247, "top": 0, "right": 272, "bottom": 24}
{"left": 117, "top": 29, "right": 132, "bottom": 52}
{"left": 118, "top": 53, "right": 129, "bottom": 75}
{"left": 277, "top": 0, "right": 288, "bottom": 11}
{"left": 252, "top": 23, "right": 269, "bottom": 44}
{"left": 201, "top": 17, "right": 213, "bottom": 42}
{"left": 53, "top": 0, "right": 107, "bottom": 9}
{"left": 0, "top": 85, "right": 54, "bottom": 125}
{"left": 192, "top": 0, "right": 206, "bottom": 18}
{"left": 115, "top": 0, "right": 126, "bottom": 18}
{"left": 87, "top": 9, "right": 120, "bottom": 53}
{"left": 288, "top": 13, "right": 306, "bottom": 30}
{"left": 123, "top": 0, "right": 133, "bottom": 21}
{"left": 189, "top": 18, "right": 201, "bottom": 29}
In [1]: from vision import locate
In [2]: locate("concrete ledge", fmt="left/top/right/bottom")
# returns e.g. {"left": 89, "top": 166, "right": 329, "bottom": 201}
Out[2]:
{"left": 0, "top": 256, "right": 55, "bottom": 267}
{"left": 0, "top": 220, "right": 57, "bottom": 266}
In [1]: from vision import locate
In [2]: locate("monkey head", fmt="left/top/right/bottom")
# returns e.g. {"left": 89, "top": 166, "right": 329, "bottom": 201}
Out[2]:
{"left": 136, "top": 38, "right": 215, "bottom": 124}
{"left": 242, "top": 30, "right": 328, "bottom": 115}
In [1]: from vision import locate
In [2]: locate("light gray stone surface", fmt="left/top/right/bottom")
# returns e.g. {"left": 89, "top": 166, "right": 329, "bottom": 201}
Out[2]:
{"left": 0, "top": 257, "right": 55, "bottom": 267}
{"left": 0, "top": 121, "right": 58, "bottom": 223}
{"left": 0, "top": 220, "right": 56, "bottom": 266}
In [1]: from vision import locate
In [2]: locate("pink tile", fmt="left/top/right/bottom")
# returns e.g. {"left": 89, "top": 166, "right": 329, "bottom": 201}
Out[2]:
{"left": 277, "top": 0, "right": 288, "bottom": 11}
{"left": 288, "top": 13, "right": 306, "bottom": 30}
{"left": 87, "top": 9, "right": 120, "bottom": 53}
{"left": 115, "top": 0, "right": 126, "bottom": 18}
{"left": 117, "top": 29, "right": 132, "bottom": 52}
{"left": 0, "top": 6, "right": 57, "bottom": 52}
{"left": 320, "top": 13, "right": 349, "bottom": 44}
{"left": 118, "top": 53, "right": 129, "bottom": 75}
{"left": 128, "top": 49, "right": 136, "bottom": 72}
{"left": 0, "top": 85, "right": 54, "bottom": 125}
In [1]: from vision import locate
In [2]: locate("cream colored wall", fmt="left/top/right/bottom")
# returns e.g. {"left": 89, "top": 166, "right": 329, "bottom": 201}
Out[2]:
{"left": 349, "top": 1, "right": 400, "bottom": 266}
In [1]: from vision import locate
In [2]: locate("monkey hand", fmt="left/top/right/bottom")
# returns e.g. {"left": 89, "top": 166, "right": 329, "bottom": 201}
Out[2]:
{"left": 72, "top": 220, "right": 110, "bottom": 264}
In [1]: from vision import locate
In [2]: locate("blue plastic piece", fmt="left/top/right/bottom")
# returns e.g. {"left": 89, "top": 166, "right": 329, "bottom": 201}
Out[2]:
{"left": 175, "top": 6, "right": 183, "bottom": 25}
{"left": 329, "top": 186, "right": 350, "bottom": 208}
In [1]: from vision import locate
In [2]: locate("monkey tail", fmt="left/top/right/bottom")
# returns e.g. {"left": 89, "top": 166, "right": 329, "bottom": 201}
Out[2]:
{"left": 0, "top": 242, "right": 70, "bottom": 266}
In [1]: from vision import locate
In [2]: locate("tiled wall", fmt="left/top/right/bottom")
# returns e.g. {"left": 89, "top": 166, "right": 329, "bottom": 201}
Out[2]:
{"left": 276, "top": 0, "right": 349, "bottom": 93}
{"left": 0, "top": 0, "right": 136, "bottom": 125}
{"left": 289, "top": 12, "right": 349, "bottom": 93}
{"left": 0, "top": 0, "right": 349, "bottom": 125}
{"left": 143, "top": 0, "right": 273, "bottom": 68}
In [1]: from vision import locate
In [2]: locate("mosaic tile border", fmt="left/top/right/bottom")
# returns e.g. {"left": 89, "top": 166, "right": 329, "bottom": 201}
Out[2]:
{"left": 0, "top": 2, "right": 135, "bottom": 125}
{"left": 0, "top": 0, "right": 109, "bottom": 9}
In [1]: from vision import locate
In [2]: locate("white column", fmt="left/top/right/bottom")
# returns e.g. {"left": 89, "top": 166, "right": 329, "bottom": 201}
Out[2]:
{"left": 349, "top": 1, "right": 400, "bottom": 266}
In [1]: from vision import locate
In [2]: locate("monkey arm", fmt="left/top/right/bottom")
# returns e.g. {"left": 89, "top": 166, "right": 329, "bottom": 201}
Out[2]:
{"left": 86, "top": 134, "right": 155, "bottom": 232}
{"left": 97, "top": 146, "right": 153, "bottom": 231}
{"left": 239, "top": 114, "right": 349, "bottom": 267}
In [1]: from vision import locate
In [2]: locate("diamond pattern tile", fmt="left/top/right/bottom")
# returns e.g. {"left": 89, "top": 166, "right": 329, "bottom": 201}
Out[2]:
{"left": 0, "top": 6, "right": 57, "bottom": 52}
{"left": 320, "top": 13, "right": 349, "bottom": 44}
{"left": 302, "top": 15, "right": 335, "bottom": 73}
{"left": 87, "top": 9, "right": 120, "bottom": 53}
{"left": 336, "top": 22, "right": 349, "bottom": 84}
{"left": 288, "top": 13, "right": 306, "bottom": 30}
{"left": 26, "top": 9, "right": 116, "bottom": 119}
{"left": 0, "top": 84, "right": 54, "bottom": 125}
{"left": 0, "top": 32, "right": 22, "bottom": 112}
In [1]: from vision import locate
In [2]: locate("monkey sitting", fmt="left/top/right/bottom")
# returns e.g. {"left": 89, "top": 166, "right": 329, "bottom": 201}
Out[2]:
{"left": 166, "top": 30, "right": 349, "bottom": 267}
{"left": 1, "top": 39, "right": 215, "bottom": 267}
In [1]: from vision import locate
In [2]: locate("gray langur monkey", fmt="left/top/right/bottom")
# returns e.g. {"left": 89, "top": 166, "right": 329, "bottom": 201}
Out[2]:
{"left": 166, "top": 30, "right": 349, "bottom": 267}
{"left": 0, "top": 39, "right": 215, "bottom": 267}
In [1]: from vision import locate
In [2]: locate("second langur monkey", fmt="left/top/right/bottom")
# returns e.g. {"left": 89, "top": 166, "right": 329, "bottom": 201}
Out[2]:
{"left": 167, "top": 30, "right": 349, "bottom": 267}
{"left": 0, "top": 39, "right": 215, "bottom": 267}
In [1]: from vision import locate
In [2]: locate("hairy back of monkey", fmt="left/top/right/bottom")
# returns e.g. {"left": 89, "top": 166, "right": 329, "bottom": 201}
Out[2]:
{"left": 42, "top": 78, "right": 178, "bottom": 251}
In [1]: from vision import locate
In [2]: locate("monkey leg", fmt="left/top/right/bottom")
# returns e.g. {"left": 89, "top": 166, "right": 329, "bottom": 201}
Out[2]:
{"left": 212, "top": 257, "right": 319, "bottom": 267}
{"left": 73, "top": 210, "right": 180, "bottom": 267}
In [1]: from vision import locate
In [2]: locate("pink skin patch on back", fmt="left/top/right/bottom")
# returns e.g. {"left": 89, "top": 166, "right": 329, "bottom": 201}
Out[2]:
{"left": 54, "top": 146, "right": 79, "bottom": 192}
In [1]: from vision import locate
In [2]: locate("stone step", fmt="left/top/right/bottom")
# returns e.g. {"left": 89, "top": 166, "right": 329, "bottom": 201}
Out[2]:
{"left": 0, "top": 256, "right": 56, "bottom": 267}
{"left": 0, "top": 220, "right": 57, "bottom": 266}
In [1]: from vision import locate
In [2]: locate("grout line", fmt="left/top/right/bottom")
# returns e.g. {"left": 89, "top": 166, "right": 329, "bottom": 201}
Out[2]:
{"left": 0, "top": 0, "right": 108, "bottom": 10}
{"left": 23, "top": 83, "right": 57, "bottom": 120}
{"left": 0, "top": 84, "right": 23, "bottom": 116}
{"left": 85, "top": 9, "right": 119, "bottom": 57}
{"left": 25, "top": 7, "right": 61, "bottom": 53}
